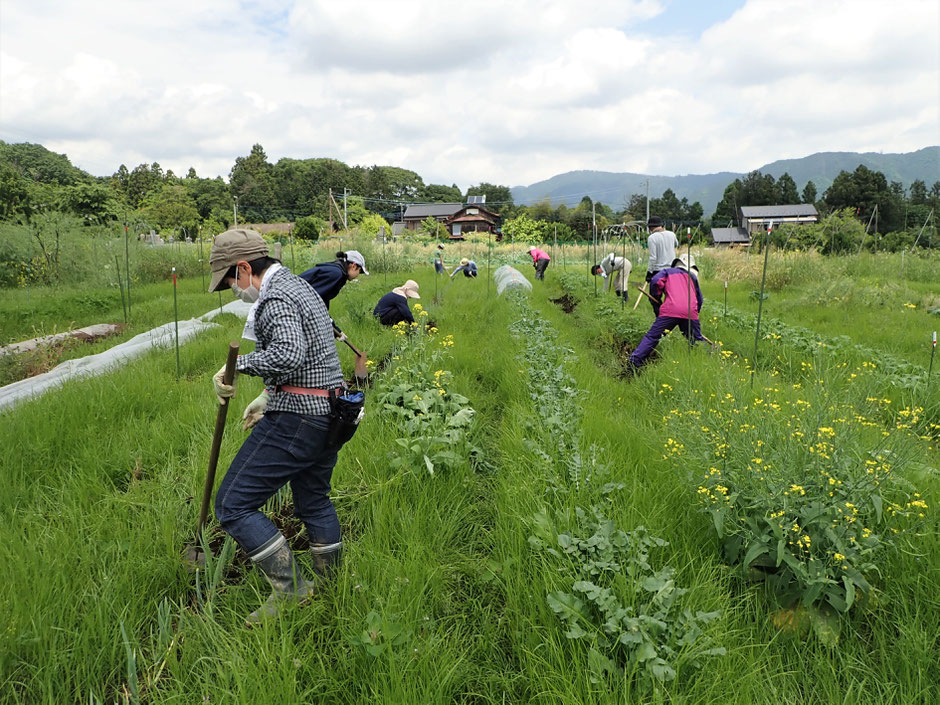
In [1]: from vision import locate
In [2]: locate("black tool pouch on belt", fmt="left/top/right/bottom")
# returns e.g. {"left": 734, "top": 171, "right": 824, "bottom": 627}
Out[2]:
{"left": 326, "top": 389, "right": 365, "bottom": 448}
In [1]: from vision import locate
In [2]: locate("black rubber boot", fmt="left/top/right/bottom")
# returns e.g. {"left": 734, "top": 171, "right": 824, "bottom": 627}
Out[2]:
{"left": 309, "top": 541, "right": 343, "bottom": 582}
{"left": 246, "top": 534, "right": 312, "bottom": 625}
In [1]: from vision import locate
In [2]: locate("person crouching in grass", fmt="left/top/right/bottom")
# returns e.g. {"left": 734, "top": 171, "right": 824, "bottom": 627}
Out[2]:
{"left": 627, "top": 254, "right": 707, "bottom": 372}
{"left": 373, "top": 279, "right": 421, "bottom": 326}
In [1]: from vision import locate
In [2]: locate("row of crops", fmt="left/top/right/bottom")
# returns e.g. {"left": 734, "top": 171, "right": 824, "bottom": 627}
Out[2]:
{"left": 1, "top": 263, "right": 937, "bottom": 703}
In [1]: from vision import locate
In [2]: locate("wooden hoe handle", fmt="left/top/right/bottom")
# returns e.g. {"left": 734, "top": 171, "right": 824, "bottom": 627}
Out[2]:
{"left": 197, "top": 341, "right": 240, "bottom": 535}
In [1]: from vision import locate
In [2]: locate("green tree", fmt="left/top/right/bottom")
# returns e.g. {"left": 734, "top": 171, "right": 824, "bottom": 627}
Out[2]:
{"left": 293, "top": 215, "right": 323, "bottom": 240}
{"left": 502, "top": 212, "right": 547, "bottom": 243}
{"left": 230, "top": 144, "right": 276, "bottom": 222}
{"left": 776, "top": 172, "right": 799, "bottom": 203}
{"left": 909, "top": 179, "right": 927, "bottom": 205}
{"left": 126, "top": 163, "right": 164, "bottom": 208}
{"left": 421, "top": 183, "right": 463, "bottom": 202}
{"left": 801, "top": 180, "right": 817, "bottom": 204}
{"left": 420, "top": 216, "right": 446, "bottom": 239}
{"left": 0, "top": 165, "right": 32, "bottom": 219}
{"left": 140, "top": 184, "right": 200, "bottom": 231}
{"left": 357, "top": 212, "right": 390, "bottom": 238}
{"left": 58, "top": 183, "right": 121, "bottom": 221}
{"left": 466, "top": 183, "right": 514, "bottom": 216}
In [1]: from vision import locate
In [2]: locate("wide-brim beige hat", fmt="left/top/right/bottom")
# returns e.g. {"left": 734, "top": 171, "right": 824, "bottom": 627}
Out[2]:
{"left": 459, "top": 258, "right": 470, "bottom": 266}
{"left": 399, "top": 279, "right": 420, "bottom": 298}
{"left": 208, "top": 229, "right": 269, "bottom": 292}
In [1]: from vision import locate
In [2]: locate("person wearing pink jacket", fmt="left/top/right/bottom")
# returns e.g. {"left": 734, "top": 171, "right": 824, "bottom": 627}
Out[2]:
{"left": 627, "top": 254, "right": 708, "bottom": 371}
{"left": 528, "top": 246, "right": 551, "bottom": 280}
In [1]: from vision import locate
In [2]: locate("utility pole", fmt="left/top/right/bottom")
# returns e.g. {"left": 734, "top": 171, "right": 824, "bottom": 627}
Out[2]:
{"left": 328, "top": 188, "right": 334, "bottom": 232}
{"left": 645, "top": 179, "right": 650, "bottom": 224}
{"left": 343, "top": 187, "right": 348, "bottom": 231}
{"left": 233, "top": 196, "right": 238, "bottom": 227}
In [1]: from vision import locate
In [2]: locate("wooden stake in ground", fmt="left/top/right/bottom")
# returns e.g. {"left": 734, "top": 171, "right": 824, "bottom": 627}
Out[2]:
{"left": 185, "top": 341, "right": 240, "bottom": 567}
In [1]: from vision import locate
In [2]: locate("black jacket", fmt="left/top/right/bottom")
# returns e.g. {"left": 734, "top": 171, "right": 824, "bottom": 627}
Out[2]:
{"left": 299, "top": 261, "right": 347, "bottom": 308}
{"left": 373, "top": 292, "right": 414, "bottom": 326}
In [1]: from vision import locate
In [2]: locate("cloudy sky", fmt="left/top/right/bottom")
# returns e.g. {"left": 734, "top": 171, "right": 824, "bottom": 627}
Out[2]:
{"left": 1, "top": 0, "right": 937, "bottom": 189}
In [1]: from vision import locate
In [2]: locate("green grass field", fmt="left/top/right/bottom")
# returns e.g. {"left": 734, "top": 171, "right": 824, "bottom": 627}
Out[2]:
{"left": 0, "top": 244, "right": 937, "bottom": 704}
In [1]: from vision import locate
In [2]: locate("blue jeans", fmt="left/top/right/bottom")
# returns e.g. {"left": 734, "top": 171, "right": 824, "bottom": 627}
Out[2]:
{"left": 215, "top": 411, "right": 340, "bottom": 555}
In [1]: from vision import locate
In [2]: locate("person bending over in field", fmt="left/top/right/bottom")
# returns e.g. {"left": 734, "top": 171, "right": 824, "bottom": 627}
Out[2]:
{"left": 299, "top": 250, "right": 369, "bottom": 342}
{"left": 627, "top": 254, "right": 707, "bottom": 372}
{"left": 373, "top": 279, "right": 420, "bottom": 326}
{"left": 208, "top": 229, "right": 360, "bottom": 624}
{"left": 591, "top": 252, "right": 632, "bottom": 300}
{"left": 528, "top": 246, "right": 551, "bottom": 280}
{"left": 450, "top": 258, "right": 478, "bottom": 278}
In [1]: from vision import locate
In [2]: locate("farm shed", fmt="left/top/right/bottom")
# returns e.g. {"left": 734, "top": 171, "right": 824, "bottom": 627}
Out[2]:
{"left": 710, "top": 226, "right": 751, "bottom": 247}
{"left": 739, "top": 204, "right": 818, "bottom": 236}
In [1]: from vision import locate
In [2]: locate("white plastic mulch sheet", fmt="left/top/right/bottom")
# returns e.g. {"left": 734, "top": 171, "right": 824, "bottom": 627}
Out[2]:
{"left": 493, "top": 265, "right": 533, "bottom": 295}
{"left": 0, "top": 299, "right": 254, "bottom": 411}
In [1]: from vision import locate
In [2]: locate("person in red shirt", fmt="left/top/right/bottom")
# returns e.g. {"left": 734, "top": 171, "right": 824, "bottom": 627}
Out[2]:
{"left": 528, "top": 246, "right": 551, "bottom": 280}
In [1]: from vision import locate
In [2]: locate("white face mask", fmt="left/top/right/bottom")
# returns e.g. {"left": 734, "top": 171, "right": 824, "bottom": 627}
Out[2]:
{"left": 231, "top": 269, "right": 260, "bottom": 303}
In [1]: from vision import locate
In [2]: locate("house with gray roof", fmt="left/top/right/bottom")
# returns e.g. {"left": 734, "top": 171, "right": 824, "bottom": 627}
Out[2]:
{"left": 400, "top": 202, "right": 501, "bottom": 239}
{"left": 739, "top": 204, "right": 818, "bottom": 236}
{"left": 710, "top": 227, "right": 751, "bottom": 247}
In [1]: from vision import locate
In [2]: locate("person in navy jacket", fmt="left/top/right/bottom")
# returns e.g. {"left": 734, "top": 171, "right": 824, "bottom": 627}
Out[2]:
{"left": 299, "top": 250, "right": 368, "bottom": 336}
{"left": 627, "top": 254, "right": 707, "bottom": 370}
{"left": 373, "top": 279, "right": 420, "bottom": 326}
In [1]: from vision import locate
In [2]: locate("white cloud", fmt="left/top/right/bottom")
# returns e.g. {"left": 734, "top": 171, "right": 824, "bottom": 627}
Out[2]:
{"left": 0, "top": 0, "right": 936, "bottom": 189}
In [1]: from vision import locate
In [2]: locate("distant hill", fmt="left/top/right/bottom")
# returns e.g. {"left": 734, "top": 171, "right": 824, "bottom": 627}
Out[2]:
{"left": 511, "top": 147, "right": 940, "bottom": 216}
{"left": 0, "top": 141, "right": 93, "bottom": 185}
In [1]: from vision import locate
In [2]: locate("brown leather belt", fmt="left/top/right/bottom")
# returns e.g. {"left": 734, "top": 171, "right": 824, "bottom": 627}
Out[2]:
{"left": 274, "top": 385, "right": 345, "bottom": 398}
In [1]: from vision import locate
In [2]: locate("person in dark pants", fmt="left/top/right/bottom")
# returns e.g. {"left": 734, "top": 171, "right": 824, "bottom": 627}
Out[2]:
{"left": 208, "top": 229, "right": 356, "bottom": 624}
{"left": 373, "top": 280, "right": 420, "bottom": 326}
{"left": 433, "top": 244, "right": 448, "bottom": 275}
{"left": 528, "top": 246, "right": 551, "bottom": 280}
{"left": 628, "top": 254, "right": 707, "bottom": 372}
{"left": 450, "top": 258, "right": 478, "bottom": 278}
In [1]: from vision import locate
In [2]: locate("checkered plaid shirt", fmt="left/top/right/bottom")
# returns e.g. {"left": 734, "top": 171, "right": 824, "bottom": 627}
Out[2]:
{"left": 235, "top": 266, "right": 344, "bottom": 416}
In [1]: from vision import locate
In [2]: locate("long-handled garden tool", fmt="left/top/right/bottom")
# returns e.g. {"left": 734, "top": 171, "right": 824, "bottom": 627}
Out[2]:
{"left": 185, "top": 341, "right": 239, "bottom": 568}
{"left": 333, "top": 323, "right": 368, "bottom": 384}
{"left": 632, "top": 284, "right": 649, "bottom": 310}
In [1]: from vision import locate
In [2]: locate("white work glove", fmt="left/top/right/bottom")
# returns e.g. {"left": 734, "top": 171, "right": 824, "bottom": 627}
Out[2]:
{"left": 242, "top": 389, "right": 269, "bottom": 430}
{"left": 335, "top": 331, "right": 348, "bottom": 343}
{"left": 212, "top": 365, "right": 237, "bottom": 404}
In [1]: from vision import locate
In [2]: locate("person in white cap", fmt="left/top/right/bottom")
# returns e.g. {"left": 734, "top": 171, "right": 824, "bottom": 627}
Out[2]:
{"left": 299, "top": 250, "right": 368, "bottom": 339}
{"left": 528, "top": 246, "right": 551, "bottom": 280}
{"left": 591, "top": 252, "right": 633, "bottom": 300}
{"left": 433, "top": 244, "right": 449, "bottom": 275}
{"left": 450, "top": 257, "right": 478, "bottom": 278}
{"left": 373, "top": 279, "right": 421, "bottom": 326}
{"left": 206, "top": 229, "right": 357, "bottom": 623}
